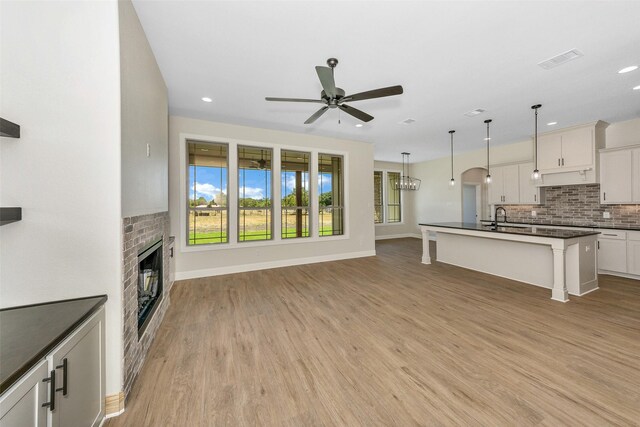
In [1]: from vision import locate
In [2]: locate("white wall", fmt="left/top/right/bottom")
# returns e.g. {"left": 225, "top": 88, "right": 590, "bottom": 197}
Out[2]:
{"left": 373, "top": 160, "right": 419, "bottom": 239}
{"left": 119, "top": 0, "right": 168, "bottom": 217}
{"left": 169, "top": 116, "right": 375, "bottom": 278}
{"left": 0, "top": 0, "right": 123, "bottom": 395}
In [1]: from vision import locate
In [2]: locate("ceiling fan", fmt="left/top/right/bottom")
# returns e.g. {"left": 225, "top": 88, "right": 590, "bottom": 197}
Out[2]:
{"left": 249, "top": 150, "right": 267, "bottom": 169}
{"left": 265, "top": 58, "right": 403, "bottom": 124}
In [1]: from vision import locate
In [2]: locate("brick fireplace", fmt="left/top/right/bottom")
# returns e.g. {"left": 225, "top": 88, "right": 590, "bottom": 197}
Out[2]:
{"left": 121, "top": 211, "right": 171, "bottom": 398}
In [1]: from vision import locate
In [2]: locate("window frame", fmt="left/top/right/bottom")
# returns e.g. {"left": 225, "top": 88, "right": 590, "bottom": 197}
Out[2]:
{"left": 237, "top": 145, "right": 274, "bottom": 243}
{"left": 374, "top": 169, "right": 404, "bottom": 226}
{"left": 186, "top": 140, "right": 230, "bottom": 246}
{"left": 178, "top": 133, "right": 349, "bottom": 253}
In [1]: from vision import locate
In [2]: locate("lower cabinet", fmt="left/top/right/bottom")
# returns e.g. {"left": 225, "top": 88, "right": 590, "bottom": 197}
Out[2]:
{"left": 597, "top": 235, "right": 627, "bottom": 273}
{"left": 0, "top": 360, "right": 48, "bottom": 427}
{"left": 0, "top": 307, "right": 105, "bottom": 427}
{"left": 628, "top": 233, "right": 640, "bottom": 276}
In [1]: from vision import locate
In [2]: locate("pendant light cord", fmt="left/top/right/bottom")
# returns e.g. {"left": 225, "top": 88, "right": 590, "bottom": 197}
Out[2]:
{"left": 531, "top": 104, "right": 542, "bottom": 173}
{"left": 485, "top": 119, "right": 492, "bottom": 176}
{"left": 449, "top": 130, "right": 455, "bottom": 182}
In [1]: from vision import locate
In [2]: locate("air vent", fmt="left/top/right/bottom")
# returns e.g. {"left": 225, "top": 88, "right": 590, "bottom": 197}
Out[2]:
{"left": 464, "top": 109, "right": 485, "bottom": 117}
{"left": 538, "top": 49, "right": 584, "bottom": 70}
{"left": 399, "top": 118, "right": 416, "bottom": 125}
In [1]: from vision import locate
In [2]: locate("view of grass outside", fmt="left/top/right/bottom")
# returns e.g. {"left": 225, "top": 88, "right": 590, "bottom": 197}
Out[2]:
{"left": 282, "top": 150, "right": 310, "bottom": 239}
{"left": 188, "top": 141, "right": 228, "bottom": 245}
{"left": 238, "top": 146, "right": 272, "bottom": 242}
{"left": 318, "top": 153, "right": 344, "bottom": 236}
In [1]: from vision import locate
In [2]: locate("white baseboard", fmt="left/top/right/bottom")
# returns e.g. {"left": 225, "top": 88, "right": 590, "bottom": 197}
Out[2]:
{"left": 375, "top": 233, "right": 421, "bottom": 240}
{"left": 175, "top": 250, "right": 377, "bottom": 280}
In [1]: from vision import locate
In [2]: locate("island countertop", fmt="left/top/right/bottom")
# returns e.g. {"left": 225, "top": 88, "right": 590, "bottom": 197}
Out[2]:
{"left": 419, "top": 222, "right": 600, "bottom": 239}
{"left": 0, "top": 295, "right": 107, "bottom": 394}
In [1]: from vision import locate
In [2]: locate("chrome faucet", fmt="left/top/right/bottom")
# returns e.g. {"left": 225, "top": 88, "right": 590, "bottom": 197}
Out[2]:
{"left": 494, "top": 206, "right": 507, "bottom": 224}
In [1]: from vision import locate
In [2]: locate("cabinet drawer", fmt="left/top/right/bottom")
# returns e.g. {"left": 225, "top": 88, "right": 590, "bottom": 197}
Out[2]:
{"left": 596, "top": 230, "right": 626, "bottom": 240}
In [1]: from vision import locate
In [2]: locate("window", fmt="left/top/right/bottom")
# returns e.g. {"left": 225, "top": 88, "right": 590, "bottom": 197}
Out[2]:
{"left": 373, "top": 170, "right": 402, "bottom": 224}
{"left": 387, "top": 172, "right": 401, "bottom": 223}
{"left": 281, "top": 150, "right": 310, "bottom": 239}
{"left": 373, "top": 171, "right": 383, "bottom": 223}
{"left": 318, "top": 153, "right": 344, "bottom": 236}
{"left": 238, "top": 146, "right": 272, "bottom": 241}
{"left": 187, "top": 141, "right": 228, "bottom": 245}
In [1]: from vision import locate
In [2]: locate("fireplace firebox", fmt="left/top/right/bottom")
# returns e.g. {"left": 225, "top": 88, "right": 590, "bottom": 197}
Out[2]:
{"left": 137, "top": 239, "right": 163, "bottom": 337}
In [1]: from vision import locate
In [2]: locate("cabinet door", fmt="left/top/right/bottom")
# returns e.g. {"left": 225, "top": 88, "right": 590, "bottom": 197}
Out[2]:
{"left": 633, "top": 149, "right": 640, "bottom": 202}
{"left": 600, "top": 150, "right": 633, "bottom": 203}
{"left": 50, "top": 308, "right": 105, "bottom": 427}
{"left": 628, "top": 239, "right": 640, "bottom": 276}
{"left": 537, "top": 133, "right": 562, "bottom": 170}
{"left": 0, "top": 360, "right": 48, "bottom": 427}
{"left": 518, "top": 163, "right": 540, "bottom": 204}
{"left": 561, "top": 127, "right": 593, "bottom": 168}
{"left": 501, "top": 164, "right": 520, "bottom": 204}
{"left": 598, "top": 239, "right": 627, "bottom": 273}
{"left": 487, "top": 167, "right": 504, "bottom": 204}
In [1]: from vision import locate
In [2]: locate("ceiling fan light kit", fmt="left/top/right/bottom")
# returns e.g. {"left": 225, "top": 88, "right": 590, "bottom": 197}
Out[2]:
{"left": 265, "top": 58, "right": 403, "bottom": 124}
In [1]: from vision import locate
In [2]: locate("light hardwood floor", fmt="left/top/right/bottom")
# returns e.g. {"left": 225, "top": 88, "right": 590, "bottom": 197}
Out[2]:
{"left": 107, "top": 238, "right": 640, "bottom": 426}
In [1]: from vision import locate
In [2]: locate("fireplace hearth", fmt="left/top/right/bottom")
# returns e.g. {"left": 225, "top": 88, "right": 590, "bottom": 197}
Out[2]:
{"left": 137, "top": 239, "right": 163, "bottom": 337}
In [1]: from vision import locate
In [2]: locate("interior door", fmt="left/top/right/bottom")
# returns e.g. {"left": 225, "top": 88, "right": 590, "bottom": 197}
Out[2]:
{"left": 462, "top": 185, "right": 477, "bottom": 223}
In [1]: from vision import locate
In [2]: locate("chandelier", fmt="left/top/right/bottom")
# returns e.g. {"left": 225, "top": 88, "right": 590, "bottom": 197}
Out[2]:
{"left": 395, "top": 152, "right": 421, "bottom": 191}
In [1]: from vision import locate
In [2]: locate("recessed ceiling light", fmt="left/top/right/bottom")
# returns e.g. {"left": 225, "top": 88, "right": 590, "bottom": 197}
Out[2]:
{"left": 633, "top": 85, "right": 640, "bottom": 91}
{"left": 547, "top": 121, "right": 558, "bottom": 126}
{"left": 355, "top": 124, "right": 363, "bottom": 128}
{"left": 464, "top": 108, "right": 485, "bottom": 117}
{"left": 618, "top": 65, "right": 638, "bottom": 74}
{"left": 201, "top": 97, "right": 213, "bottom": 102}
{"left": 399, "top": 118, "right": 416, "bottom": 125}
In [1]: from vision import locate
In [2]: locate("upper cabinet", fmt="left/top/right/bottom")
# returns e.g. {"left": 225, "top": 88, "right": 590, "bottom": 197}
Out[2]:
{"left": 536, "top": 121, "right": 608, "bottom": 187}
{"left": 518, "top": 162, "right": 542, "bottom": 204}
{"left": 599, "top": 145, "right": 640, "bottom": 204}
{"left": 488, "top": 164, "right": 520, "bottom": 204}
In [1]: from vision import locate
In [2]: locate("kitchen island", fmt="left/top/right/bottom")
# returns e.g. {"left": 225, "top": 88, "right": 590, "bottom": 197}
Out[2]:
{"left": 419, "top": 222, "right": 600, "bottom": 302}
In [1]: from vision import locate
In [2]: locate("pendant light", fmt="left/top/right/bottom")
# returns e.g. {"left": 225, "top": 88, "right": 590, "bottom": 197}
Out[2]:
{"left": 484, "top": 119, "right": 492, "bottom": 184}
{"left": 531, "top": 104, "right": 542, "bottom": 180}
{"left": 449, "top": 130, "right": 456, "bottom": 186}
{"left": 396, "top": 152, "right": 421, "bottom": 191}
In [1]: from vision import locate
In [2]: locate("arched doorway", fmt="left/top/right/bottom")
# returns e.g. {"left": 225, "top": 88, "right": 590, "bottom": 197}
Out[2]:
{"left": 461, "top": 167, "right": 489, "bottom": 223}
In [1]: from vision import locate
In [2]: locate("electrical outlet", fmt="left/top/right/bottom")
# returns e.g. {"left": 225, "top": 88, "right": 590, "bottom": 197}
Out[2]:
{"left": 603, "top": 211, "right": 611, "bottom": 219}
{"left": 531, "top": 210, "right": 537, "bottom": 217}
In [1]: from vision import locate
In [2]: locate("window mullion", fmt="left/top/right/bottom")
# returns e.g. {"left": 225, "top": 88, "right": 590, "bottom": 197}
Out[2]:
{"left": 273, "top": 148, "right": 282, "bottom": 242}
{"left": 228, "top": 142, "right": 238, "bottom": 245}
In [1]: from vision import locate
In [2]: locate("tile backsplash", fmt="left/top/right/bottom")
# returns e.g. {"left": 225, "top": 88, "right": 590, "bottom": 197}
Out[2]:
{"left": 499, "top": 184, "right": 640, "bottom": 229}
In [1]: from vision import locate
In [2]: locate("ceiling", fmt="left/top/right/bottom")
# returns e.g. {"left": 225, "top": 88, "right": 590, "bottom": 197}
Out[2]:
{"left": 131, "top": 1, "right": 640, "bottom": 163}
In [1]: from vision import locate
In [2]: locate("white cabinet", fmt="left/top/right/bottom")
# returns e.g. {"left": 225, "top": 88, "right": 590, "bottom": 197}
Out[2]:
{"left": 628, "top": 232, "right": 640, "bottom": 276}
{"left": 49, "top": 308, "right": 105, "bottom": 427}
{"left": 0, "top": 307, "right": 105, "bottom": 427}
{"left": 597, "top": 231, "right": 627, "bottom": 273}
{"left": 538, "top": 126, "right": 594, "bottom": 171}
{"left": 536, "top": 121, "right": 607, "bottom": 187}
{"left": 599, "top": 146, "right": 640, "bottom": 204}
{"left": 0, "top": 360, "right": 48, "bottom": 427}
{"left": 488, "top": 164, "right": 519, "bottom": 204}
{"left": 518, "top": 162, "right": 542, "bottom": 204}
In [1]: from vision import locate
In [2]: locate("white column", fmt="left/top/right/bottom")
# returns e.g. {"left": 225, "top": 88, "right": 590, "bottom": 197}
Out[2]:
{"left": 421, "top": 227, "right": 432, "bottom": 265}
{"left": 551, "top": 245, "right": 569, "bottom": 302}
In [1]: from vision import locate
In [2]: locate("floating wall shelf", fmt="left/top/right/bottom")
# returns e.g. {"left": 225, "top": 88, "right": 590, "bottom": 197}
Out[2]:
{"left": 0, "top": 118, "right": 20, "bottom": 138}
{"left": 0, "top": 208, "right": 22, "bottom": 226}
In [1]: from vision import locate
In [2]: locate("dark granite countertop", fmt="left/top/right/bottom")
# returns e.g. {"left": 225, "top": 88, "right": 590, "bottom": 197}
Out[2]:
{"left": 480, "top": 220, "right": 640, "bottom": 231}
{"left": 420, "top": 222, "right": 600, "bottom": 239}
{"left": 0, "top": 295, "right": 107, "bottom": 394}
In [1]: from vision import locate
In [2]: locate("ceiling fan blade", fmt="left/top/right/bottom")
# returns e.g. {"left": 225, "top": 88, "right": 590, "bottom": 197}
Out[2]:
{"left": 339, "top": 104, "right": 374, "bottom": 122}
{"left": 315, "top": 66, "right": 337, "bottom": 98}
{"left": 304, "top": 106, "right": 329, "bottom": 124}
{"left": 341, "top": 85, "right": 404, "bottom": 103}
{"left": 265, "top": 97, "right": 325, "bottom": 103}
